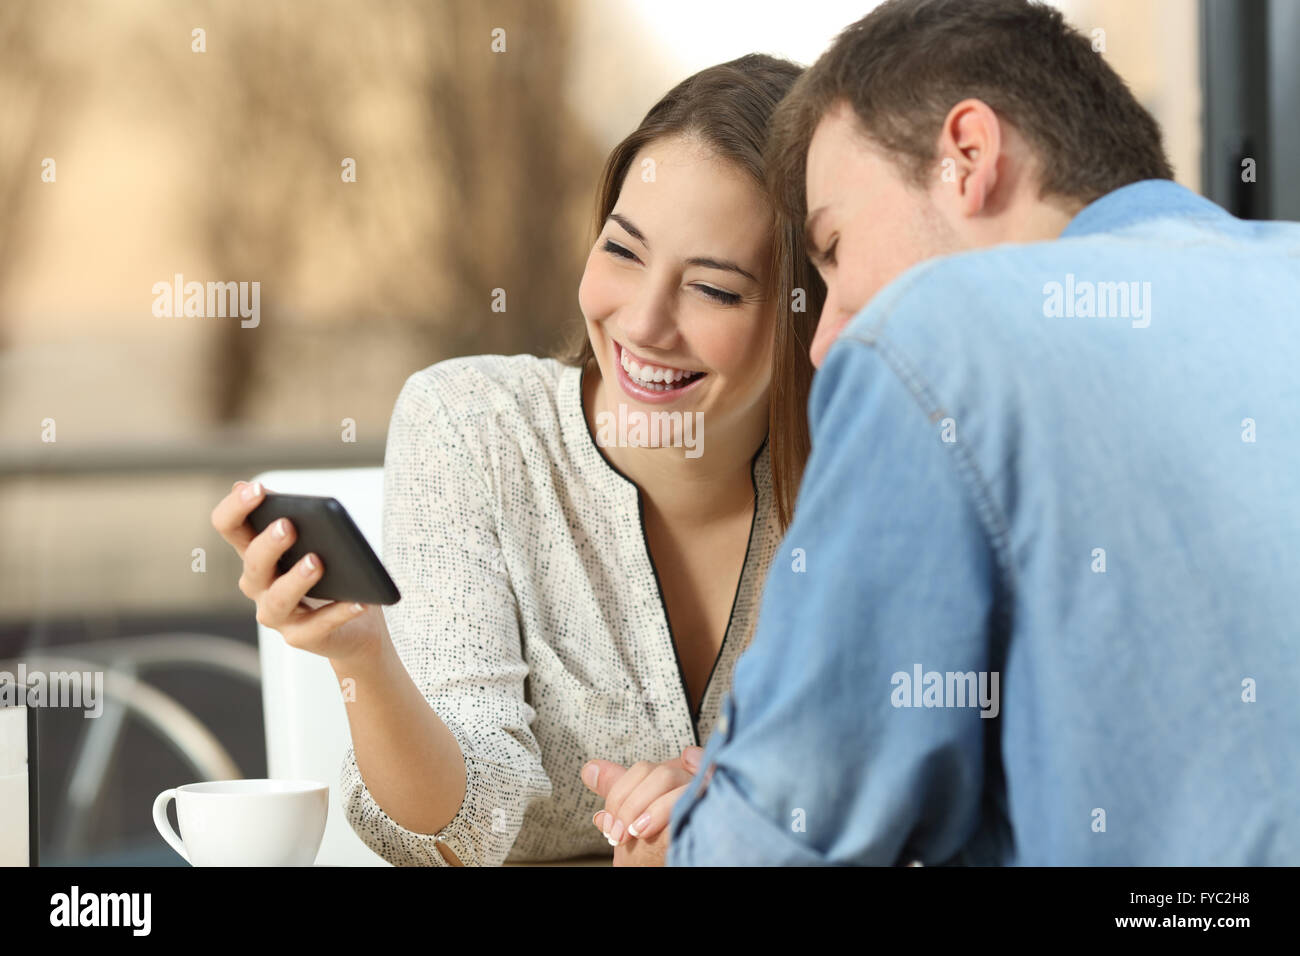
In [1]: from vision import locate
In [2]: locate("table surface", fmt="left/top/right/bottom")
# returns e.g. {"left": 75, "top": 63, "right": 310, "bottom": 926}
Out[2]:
{"left": 503, "top": 854, "right": 612, "bottom": 867}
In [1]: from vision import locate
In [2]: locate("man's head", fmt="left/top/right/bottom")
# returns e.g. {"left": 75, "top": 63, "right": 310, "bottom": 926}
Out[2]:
{"left": 767, "top": 0, "right": 1175, "bottom": 366}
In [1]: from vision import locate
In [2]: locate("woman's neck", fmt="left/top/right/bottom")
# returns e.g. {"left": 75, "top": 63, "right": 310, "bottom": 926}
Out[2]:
{"left": 583, "top": 363, "right": 765, "bottom": 524}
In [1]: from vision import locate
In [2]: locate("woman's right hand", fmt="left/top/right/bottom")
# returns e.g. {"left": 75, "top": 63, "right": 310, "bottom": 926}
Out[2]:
{"left": 210, "top": 479, "right": 386, "bottom": 665}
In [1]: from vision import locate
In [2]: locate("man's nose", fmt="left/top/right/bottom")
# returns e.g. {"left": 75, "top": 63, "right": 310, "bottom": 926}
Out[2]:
{"left": 809, "top": 294, "right": 846, "bottom": 369}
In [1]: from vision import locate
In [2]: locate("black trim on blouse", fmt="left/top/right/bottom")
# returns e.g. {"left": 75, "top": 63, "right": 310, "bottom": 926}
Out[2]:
{"left": 573, "top": 359, "right": 767, "bottom": 746}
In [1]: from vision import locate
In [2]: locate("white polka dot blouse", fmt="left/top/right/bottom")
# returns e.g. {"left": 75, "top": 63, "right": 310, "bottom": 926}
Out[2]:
{"left": 339, "top": 354, "right": 780, "bottom": 865}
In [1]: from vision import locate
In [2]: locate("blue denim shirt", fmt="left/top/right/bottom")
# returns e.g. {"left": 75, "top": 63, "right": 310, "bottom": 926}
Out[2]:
{"left": 667, "top": 180, "right": 1300, "bottom": 865}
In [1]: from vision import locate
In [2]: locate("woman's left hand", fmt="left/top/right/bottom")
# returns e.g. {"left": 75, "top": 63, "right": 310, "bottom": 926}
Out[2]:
{"left": 581, "top": 747, "right": 704, "bottom": 867}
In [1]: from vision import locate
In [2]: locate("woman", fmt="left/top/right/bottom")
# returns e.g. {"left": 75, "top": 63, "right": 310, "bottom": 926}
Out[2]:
{"left": 210, "top": 53, "right": 823, "bottom": 866}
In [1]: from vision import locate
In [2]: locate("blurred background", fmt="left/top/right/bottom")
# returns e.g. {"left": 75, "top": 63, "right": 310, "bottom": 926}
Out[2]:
{"left": 0, "top": 0, "right": 1293, "bottom": 864}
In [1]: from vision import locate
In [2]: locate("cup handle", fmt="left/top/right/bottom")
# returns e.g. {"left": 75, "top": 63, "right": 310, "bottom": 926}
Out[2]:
{"left": 152, "top": 789, "right": 190, "bottom": 864}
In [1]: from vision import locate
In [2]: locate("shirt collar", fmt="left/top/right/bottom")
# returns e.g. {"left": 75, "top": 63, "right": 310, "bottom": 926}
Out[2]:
{"left": 1061, "top": 179, "right": 1230, "bottom": 238}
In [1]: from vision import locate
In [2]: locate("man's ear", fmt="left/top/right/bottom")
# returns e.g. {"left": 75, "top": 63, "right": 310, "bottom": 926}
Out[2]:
{"left": 935, "top": 98, "right": 1002, "bottom": 217}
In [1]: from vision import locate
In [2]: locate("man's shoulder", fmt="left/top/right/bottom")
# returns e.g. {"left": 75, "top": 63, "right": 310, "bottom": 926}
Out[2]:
{"left": 832, "top": 243, "right": 1078, "bottom": 393}
{"left": 840, "top": 237, "right": 1138, "bottom": 345}
{"left": 822, "top": 233, "right": 1184, "bottom": 431}
{"left": 842, "top": 202, "right": 1300, "bottom": 354}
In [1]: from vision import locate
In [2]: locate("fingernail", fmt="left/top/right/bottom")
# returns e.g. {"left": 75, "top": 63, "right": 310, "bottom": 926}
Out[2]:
{"left": 591, "top": 811, "right": 606, "bottom": 830}
{"left": 241, "top": 480, "right": 262, "bottom": 501}
{"left": 274, "top": 519, "right": 287, "bottom": 538}
{"left": 609, "top": 819, "right": 625, "bottom": 844}
{"left": 351, "top": 603, "right": 365, "bottom": 614}
{"left": 581, "top": 762, "right": 598, "bottom": 790}
{"left": 627, "top": 813, "right": 651, "bottom": 838}
{"left": 300, "top": 554, "right": 317, "bottom": 575}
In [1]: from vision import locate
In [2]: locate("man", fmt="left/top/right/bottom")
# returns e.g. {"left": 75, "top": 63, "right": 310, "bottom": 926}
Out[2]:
{"left": 667, "top": 0, "right": 1300, "bottom": 864}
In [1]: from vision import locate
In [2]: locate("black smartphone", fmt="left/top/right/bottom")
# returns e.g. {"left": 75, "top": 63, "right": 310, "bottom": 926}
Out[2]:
{"left": 246, "top": 492, "right": 401, "bottom": 605}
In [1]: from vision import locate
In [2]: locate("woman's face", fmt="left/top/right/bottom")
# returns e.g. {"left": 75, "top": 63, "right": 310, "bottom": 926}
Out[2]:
{"left": 578, "top": 134, "right": 775, "bottom": 444}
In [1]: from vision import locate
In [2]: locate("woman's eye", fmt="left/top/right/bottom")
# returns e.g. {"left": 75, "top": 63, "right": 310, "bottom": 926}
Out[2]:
{"left": 695, "top": 284, "right": 742, "bottom": 306}
{"left": 824, "top": 238, "right": 838, "bottom": 267}
{"left": 603, "top": 239, "right": 637, "bottom": 261}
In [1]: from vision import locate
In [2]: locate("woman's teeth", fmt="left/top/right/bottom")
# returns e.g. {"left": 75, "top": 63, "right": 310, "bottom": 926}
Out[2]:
{"left": 620, "top": 348, "right": 703, "bottom": 392}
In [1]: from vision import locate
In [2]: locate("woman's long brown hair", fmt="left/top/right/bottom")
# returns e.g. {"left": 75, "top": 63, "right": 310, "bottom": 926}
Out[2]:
{"left": 560, "top": 54, "right": 825, "bottom": 530}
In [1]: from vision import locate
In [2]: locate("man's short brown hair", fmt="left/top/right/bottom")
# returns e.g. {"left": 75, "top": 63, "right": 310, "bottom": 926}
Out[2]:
{"left": 767, "top": 0, "right": 1175, "bottom": 223}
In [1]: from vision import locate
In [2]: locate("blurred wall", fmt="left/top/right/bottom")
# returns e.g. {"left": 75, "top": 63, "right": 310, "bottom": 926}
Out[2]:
{"left": 0, "top": 0, "right": 607, "bottom": 620}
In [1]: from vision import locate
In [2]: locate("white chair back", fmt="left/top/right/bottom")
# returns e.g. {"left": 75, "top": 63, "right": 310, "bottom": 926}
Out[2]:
{"left": 253, "top": 467, "right": 390, "bottom": 866}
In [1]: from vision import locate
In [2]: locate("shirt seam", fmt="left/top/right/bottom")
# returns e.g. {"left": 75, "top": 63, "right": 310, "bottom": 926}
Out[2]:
{"left": 835, "top": 327, "right": 1019, "bottom": 638}
{"left": 413, "top": 370, "right": 505, "bottom": 514}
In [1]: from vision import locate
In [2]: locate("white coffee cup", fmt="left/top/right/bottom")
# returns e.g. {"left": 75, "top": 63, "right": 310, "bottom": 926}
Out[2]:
{"left": 153, "top": 779, "right": 328, "bottom": 866}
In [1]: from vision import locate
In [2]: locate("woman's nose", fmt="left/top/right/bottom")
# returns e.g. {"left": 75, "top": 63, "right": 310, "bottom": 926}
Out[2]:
{"left": 618, "top": 278, "right": 679, "bottom": 349}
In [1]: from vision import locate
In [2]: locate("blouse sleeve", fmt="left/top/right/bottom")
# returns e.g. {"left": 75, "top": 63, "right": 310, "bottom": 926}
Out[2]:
{"left": 340, "top": 367, "right": 553, "bottom": 866}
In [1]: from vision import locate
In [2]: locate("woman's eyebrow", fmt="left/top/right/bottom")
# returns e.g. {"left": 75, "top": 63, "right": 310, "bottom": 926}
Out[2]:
{"left": 609, "top": 213, "right": 647, "bottom": 245}
{"left": 685, "top": 256, "right": 758, "bottom": 282}
{"left": 608, "top": 212, "right": 758, "bottom": 282}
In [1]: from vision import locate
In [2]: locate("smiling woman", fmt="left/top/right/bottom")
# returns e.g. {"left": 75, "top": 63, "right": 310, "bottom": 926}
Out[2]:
{"left": 567, "top": 57, "right": 824, "bottom": 528}
{"left": 212, "top": 53, "right": 825, "bottom": 867}
{"left": 579, "top": 138, "right": 774, "bottom": 446}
